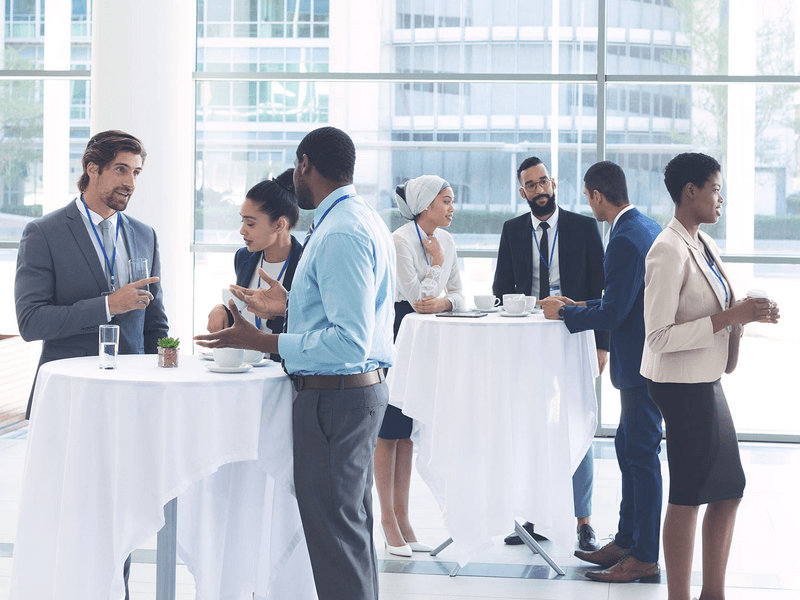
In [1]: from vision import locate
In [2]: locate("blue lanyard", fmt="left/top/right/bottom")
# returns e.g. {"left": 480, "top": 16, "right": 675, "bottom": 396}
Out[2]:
{"left": 532, "top": 221, "right": 559, "bottom": 269}
{"left": 414, "top": 222, "right": 430, "bottom": 265}
{"left": 302, "top": 193, "right": 356, "bottom": 252}
{"left": 255, "top": 251, "right": 291, "bottom": 330}
{"left": 700, "top": 241, "right": 729, "bottom": 305}
{"left": 81, "top": 194, "right": 120, "bottom": 290}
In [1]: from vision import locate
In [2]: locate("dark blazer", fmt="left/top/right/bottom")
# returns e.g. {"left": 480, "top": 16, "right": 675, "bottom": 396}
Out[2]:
{"left": 564, "top": 208, "right": 662, "bottom": 389}
{"left": 493, "top": 207, "right": 609, "bottom": 350}
{"left": 231, "top": 234, "right": 302, "bottom": 336}
{"left": 15, "top": 199, "right": 169, "bottom": 418}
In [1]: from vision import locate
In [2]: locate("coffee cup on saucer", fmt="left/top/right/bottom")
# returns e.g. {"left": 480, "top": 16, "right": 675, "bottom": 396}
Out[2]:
{"left": 504, "top": 298, "right": 527, "bottom": 315}
{"left": 243, "top": 349, "right": 265, "bottom": 364}
{"left": 523, "top": 296, "right": 537, "bottom": 312}
{"left": 213, "top": 348, "right": 245, "bottom": 368}
{"left": 475, "top": 295, "right": 500, "bottom": 310}
{"left": 503, "top": 293, "right": 524, "bottom": 306}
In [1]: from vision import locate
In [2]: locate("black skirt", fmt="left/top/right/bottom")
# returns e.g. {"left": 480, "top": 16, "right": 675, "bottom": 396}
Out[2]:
{"left": 378, "top": 300, "right": 416, "bottom": 440}
{"left": 647, "top": 379, "right": 745, "bottom": 506}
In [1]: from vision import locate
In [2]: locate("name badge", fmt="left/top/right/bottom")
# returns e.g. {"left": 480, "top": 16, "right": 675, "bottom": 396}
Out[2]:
{"left": 549, "top": 286, "right": 561, "bottom": 297}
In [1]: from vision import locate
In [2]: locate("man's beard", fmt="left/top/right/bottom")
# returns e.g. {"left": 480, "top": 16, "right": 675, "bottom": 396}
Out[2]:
{"left": 527, "top": 192, "right": 556, "bottom": 218}
{"left": 295, "top": 178, "right": 315, "bottom": 210}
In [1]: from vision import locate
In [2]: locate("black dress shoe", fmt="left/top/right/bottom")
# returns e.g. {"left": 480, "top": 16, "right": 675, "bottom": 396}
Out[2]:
{"left": 577, "top": 524, "right": 600, "bottom": 551}
{"left": 503, "top": 521, "right": 548, "bottom": 545}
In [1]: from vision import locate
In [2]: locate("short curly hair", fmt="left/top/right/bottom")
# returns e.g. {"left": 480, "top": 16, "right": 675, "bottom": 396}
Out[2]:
{"left": 295, "top": 126, "right": 355, "bottom": 184}
{"left": 663, "top": 152, "right": 721, "bottom": 205}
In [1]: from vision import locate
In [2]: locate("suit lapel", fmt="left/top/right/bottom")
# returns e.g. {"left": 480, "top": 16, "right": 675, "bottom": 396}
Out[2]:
{"left": 517, "top": 216, "right": 534, "bottom": 295}
{"left": 668, "top": 218, "right": 726, "bottom": 310}
{"left": 66, "top": 200, "right": 111, "bottom": 292}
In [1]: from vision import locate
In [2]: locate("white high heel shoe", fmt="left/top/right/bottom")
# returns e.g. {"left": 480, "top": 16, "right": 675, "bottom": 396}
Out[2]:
{"left": 381, "top": 525, "right": 412, "bottom": 557}
{"left": 406, "top": 540, "right": 433, "bottom": 553}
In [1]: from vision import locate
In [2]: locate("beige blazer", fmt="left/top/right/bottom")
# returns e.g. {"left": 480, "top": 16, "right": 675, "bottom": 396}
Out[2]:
{"left": 640, "top": 218, "right": 741, "bottom": 383}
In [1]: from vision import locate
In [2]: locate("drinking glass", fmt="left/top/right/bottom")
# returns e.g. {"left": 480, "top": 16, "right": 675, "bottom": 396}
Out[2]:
{"left": 99, "top": 324, "right": 120, "bottom": 370}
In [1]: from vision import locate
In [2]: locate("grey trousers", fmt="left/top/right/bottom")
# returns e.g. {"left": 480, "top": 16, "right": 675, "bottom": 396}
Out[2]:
{"left": 293, "top": 381, "right": 389, "bottom": 600}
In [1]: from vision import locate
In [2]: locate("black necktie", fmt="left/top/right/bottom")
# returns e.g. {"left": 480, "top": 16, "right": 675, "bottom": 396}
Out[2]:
{"left": 538, "top": 222, "right": 550, "bottom": 301}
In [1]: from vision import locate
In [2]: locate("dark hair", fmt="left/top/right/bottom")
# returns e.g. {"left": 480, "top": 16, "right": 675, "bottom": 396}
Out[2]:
{"left": 295, "top": 126, "right": 355, "bottom": 183}
{"left": 78, "top": 130, "right": 147, "bottom": 192}
{"left": 584, "top": 161, "right": 629, "bottom": 207}
{"left": 663, "top": 153, "right": 721, "bottom": 205}
{"left": 246, "top": 168, "right": 299, "bottom": 229}
{"left": 516, "top": 156, "right": 545, "bottom": 184}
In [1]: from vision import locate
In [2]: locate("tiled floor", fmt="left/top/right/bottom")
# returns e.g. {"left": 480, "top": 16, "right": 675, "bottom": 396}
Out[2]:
{"left": 1, "top": 428, "right": 799, "bottom": 599}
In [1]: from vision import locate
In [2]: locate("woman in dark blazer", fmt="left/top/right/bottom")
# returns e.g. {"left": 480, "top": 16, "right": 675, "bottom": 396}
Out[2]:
{"left": 642, "top": 153, "right": 779, "bottom": 600}
{"left": 207, "top": 168, "right": 301, "bottom": 359}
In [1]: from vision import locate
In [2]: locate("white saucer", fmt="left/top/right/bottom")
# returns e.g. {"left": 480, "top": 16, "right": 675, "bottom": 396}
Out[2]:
{"left": 248, "top": 359, "right": 275, "bottom": 368}
{"left": 475, "top": 306, "right": 501, "bottom": 313}
{"left": 499, "top": 310, "right": 531, "bottom": 318}
{"left": 199, "top": 351, "right": 214, "bottom": 361}
{"left": 205, "top": 364, "right": 253, "bottom": 374}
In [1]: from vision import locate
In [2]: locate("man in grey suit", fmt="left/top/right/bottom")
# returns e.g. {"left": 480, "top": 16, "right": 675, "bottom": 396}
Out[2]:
{"left": 14, "top": 130, "right": 168, "bottom": 597}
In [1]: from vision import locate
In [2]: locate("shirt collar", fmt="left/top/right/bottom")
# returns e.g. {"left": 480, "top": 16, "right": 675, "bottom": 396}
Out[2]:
{"left": 611, "top": 204, "right": 635, "bottom": 233}
{"left": 530, "top": 205, "right": 559, "bottom": 231}
{"left": 314, "top": 184, "right": 357, "bottom": 225}
{"left": 75, "top": 196, "right": 118, "bottom": 227}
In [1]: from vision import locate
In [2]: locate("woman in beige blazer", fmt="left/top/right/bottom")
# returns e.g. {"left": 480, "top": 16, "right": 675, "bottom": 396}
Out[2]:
{"left": 641, "top": 153, "right": 779, "bottom": 600}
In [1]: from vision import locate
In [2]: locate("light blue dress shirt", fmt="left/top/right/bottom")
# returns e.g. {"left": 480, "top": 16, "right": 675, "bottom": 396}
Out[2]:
{"left": 278, "top": 185, "right": 397, "bottom": 375}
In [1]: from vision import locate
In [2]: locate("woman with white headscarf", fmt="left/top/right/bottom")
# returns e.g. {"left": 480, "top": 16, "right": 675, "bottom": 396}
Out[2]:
{"left": 375, "top": 175, "right": 465, "bottom": 556}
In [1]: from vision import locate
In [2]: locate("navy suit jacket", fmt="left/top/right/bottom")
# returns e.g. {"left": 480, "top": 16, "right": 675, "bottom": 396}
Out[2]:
{"left": 564, "top": 208, "right": 662, "bottom": 389}
{"left": 15, "top": 199, "right": 169, "bottom": 418}
{"left": 493, "top": 207, "right": 609, "bottom": 350}
{"left": 231, "top": 234, "right": 302, "bottom": 336}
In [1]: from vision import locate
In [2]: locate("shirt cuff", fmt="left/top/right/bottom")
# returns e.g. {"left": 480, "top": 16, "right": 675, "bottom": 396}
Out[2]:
{"left": 104, "top": 295, "right": 112, "bottom": 321}
{"left": 277, "top": 333, "right": 301, "bottom": 366}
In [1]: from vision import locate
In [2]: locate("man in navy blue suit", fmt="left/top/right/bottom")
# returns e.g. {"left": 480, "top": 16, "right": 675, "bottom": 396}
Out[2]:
{"left": 494, "top": 156, "right": 608, "bottom": 552}
{"left": 542, "top": 161, "right": 663, "bottom": 583}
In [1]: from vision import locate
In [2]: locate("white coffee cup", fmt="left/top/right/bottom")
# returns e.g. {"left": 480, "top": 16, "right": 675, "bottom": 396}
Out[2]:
{"left": 523, "top": 296, "right": 538, "bottom": 312}
{"left": 504, "top": 298, "right": 527, "bottom": 315}
{"left": 475, "top": 295, "right": 500, "bottom": 310}
{"left": 214, "top": 347, "right": 245, "bottom": 368}
{"left": 503, "top": 293, "right": 524, "bottom": 306}
{"left": 746, "top": 288, "right": 769, "bottom": 300}
{"left": 243, "top": 349, "right": 265, "bottom": 364}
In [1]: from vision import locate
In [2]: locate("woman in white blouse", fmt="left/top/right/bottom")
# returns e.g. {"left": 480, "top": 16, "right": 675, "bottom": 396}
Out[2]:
{"left": 375, "top": 175, "right": 465, "bottom": 556}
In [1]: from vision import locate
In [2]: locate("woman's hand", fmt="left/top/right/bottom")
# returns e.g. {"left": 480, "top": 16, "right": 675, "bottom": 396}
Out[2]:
{"left": 425, "top": 235, "right": 444, "bottom": 267}
{"left": 713, "top": 297, "right": 779, "bottom": 332}
{"left": 413, "top": 296, "right": 452, "bottom": 314}
{"left": 230, "top": 268, "right": 287, "bottom": 320}
{"left": 207, "top": 303, "right": 229, "bottom": 333}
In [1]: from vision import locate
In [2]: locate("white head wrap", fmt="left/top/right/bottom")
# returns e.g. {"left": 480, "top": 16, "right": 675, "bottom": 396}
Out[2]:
{"left": 395, "top": 175, "right": 450, "bottom": 220}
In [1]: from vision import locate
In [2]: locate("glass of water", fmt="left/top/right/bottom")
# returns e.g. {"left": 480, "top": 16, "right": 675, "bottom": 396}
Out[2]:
{"left": 99, "top": 324, "right": 120, "bottom": 369}
{"left": 128, "top": 258, "right": 149, "bottom": 292}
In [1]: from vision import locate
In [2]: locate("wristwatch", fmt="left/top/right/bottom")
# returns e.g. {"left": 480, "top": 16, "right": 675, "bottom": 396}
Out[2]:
{"left": 558, "top": 306, "right": 565, "bottom": 320}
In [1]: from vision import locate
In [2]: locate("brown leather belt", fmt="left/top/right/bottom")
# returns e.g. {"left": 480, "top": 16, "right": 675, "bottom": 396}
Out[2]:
{"left": 292, "top": 369, "right": 385, "bottom": 392}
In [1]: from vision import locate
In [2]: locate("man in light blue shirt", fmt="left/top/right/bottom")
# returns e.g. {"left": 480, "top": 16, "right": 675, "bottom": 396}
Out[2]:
{"left": 196, "top": 126, "right": 395, "bottom": 600}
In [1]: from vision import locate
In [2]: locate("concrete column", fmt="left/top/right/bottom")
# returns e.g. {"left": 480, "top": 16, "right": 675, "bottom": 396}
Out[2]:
{"left": 91, "top": 0, "right": 195, "bottom": 340}
{"left": 42, "top": 0, "right": 71, "bottom": 215}
{"left": 726, "top": 0, "right": 756, "bottom": 256}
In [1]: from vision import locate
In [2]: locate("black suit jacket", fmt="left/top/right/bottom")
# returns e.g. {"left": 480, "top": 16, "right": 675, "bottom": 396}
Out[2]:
{"left": 492, "top": 207, "right": 609, "bottom": 350}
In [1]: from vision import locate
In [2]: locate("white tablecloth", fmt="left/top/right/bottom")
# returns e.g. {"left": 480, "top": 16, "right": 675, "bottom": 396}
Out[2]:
{"left": 10, "top": 354, "right": 317, "bottom": 600}
{"left": 388, "top": 312, "right": 599, "bottom": 566}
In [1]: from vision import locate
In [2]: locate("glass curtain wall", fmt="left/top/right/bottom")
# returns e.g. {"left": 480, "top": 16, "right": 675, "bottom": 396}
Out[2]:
{"left": 192, "top": 0, "right": 800, "bottom": 440}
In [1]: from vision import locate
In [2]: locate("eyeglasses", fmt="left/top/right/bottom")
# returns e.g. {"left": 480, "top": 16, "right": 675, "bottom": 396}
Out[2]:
{"left": 523, "top": 178, "right": 552, "bottom": 192}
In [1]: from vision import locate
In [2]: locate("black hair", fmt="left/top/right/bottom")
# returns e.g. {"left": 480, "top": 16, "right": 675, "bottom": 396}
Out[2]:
{"left": 516, "top": 156, "right": 545, "bottom": 184}
{"left": 245, "top": 168, "right": 299, "bottom": 229}
{"left": 78, "top": 130, "right": 146, "bottom": 192}
{"left": 295, "top": 126, "right": 356, "bottom": 183}
{"left": 663, "top": 153, "right": 721, "bottom": 205}
{"left": 583, "top": 161, "right": 629, "bottom": 207}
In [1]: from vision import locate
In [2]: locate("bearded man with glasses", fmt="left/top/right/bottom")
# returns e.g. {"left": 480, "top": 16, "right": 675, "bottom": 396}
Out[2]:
{"left": 493, "top": 156, "right": 608, "bottom": 552}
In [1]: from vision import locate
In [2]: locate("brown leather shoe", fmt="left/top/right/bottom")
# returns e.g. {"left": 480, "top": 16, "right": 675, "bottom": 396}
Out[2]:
{"left": 584, "top": 554, "right": 660, "bottom": 583}
{"left": 574, "top": 539, "right": 630, "bottom": 568}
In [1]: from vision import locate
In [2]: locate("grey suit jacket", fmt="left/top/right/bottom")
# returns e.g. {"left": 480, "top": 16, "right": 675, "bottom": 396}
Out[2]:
{"left": 15, "top": 199, "right": 169, "bottom": 417}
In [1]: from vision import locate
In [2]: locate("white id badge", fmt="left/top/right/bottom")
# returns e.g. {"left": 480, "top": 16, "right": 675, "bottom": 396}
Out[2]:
{"left": 549, "top": 286, "right": 561, "bottom": 297}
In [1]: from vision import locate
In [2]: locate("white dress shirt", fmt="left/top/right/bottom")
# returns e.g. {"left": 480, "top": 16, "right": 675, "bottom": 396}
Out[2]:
{"left": 75, "top": 197, "right": 131, "bottom": 319}
{"left": 393, "top": 221, "right": 466, "bottom": 312}
{"left": 530, "top": 206, "right": 561, "bottom": 297}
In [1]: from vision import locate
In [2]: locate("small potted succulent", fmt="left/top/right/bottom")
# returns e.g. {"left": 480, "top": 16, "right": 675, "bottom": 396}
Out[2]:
{"left": 157, "top": 336, "right": 180, "bottom": 368}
